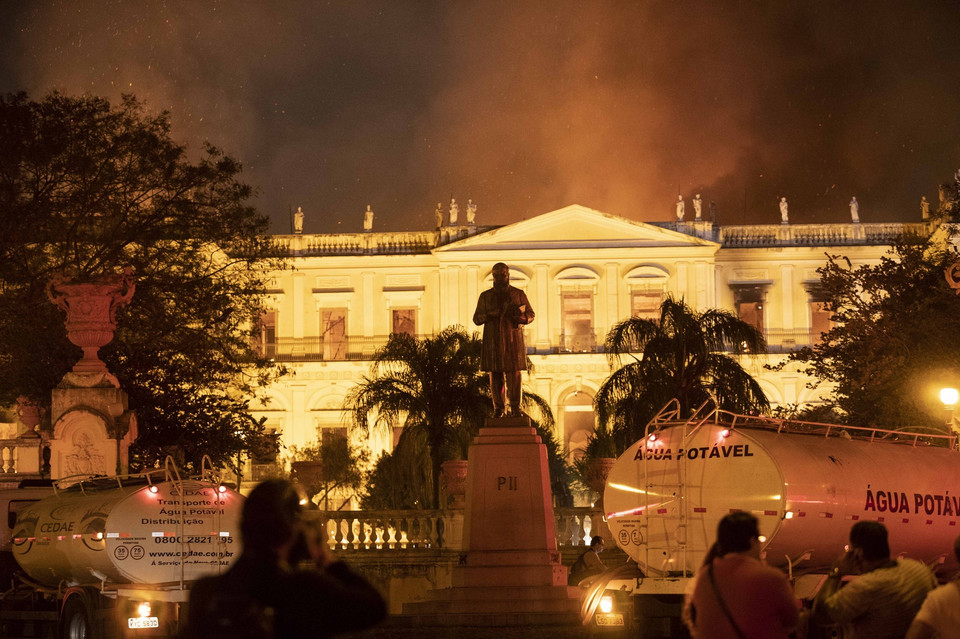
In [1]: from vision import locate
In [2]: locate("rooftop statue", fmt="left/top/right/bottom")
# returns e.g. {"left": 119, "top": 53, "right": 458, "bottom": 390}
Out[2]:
{"left": 363, "top": 205, "right": 374, "bottom": 232}
{"left": 780, "top": 197, "right": 789, "bottom": 224}
{"left": 467, "top": 199, "right": 477, "bottom": 224}
{"left": 449, "top": 198, "right": 459, "bottom": 225}
{"left": 693, "top": 193, "right": 703, "bottom": 220}
{"left": 849, "top": 197, "right": 860, "bottom": 224}
{"left": 294, "top": 206, "right": 304, "bottom": 234}
{"left": 676, "top": 195, "right": 685, "bottom": 222}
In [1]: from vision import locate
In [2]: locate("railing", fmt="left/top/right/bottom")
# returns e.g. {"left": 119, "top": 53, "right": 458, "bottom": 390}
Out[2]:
{"left": 717, "top": 222, "right": 928, "bottom": 248}
{"left": 0, "top": 437, "right": 45, "bottom": 476}
{"left": 316, "top": 507, "right": 602, "bottom": 553}
{"left": 268, "top": 226, "right": 499, "bottom": 257}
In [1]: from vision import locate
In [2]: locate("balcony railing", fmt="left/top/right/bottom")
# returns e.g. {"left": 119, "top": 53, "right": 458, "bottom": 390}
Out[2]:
{"left": 315, "top": 506, "right": 603, "bottom": 553}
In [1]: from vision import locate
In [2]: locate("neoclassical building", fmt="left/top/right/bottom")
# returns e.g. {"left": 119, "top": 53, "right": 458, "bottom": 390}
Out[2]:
{"left": 249, "top": 204, "right": 925, "bottom": 470}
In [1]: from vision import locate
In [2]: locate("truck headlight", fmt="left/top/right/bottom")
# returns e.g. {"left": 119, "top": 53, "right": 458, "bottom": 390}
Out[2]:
{"left": 599, "top": 595, "right": 614, "bottom": 614}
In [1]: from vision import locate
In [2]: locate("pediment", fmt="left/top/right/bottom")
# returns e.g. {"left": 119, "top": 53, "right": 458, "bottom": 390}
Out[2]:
{"left": 436, "top": 204, "right": 717, "bottom": 251}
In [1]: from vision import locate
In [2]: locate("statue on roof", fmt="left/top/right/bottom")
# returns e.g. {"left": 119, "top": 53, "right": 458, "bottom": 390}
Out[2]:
{"left": 779, "top": 197, "right": 789, "bottom": 224}
{"left": 675, "top": 195, "right": 685, "bottom": 222}
{"left": 363, "top": 205, "right": 374, "bottom": 232}
{"left": 921, "top": 196, "right": 930, "bottom": 220}
{"left": 849, "top": 197, "right": 860, "bottom": 224}
{"left": 435, "top": 202, "right": 443, "bottom": 229}
{"left": 294, "top": 206, "right": 304, "bottom": 234}
{"left": 467, "top": 199, "right": 477, "bottom": 225}
{"left": 693, "top": 194, "right": 702, "bottom": 220}
{"left": 449, "top": 198, "right": 459, "bottom": 226}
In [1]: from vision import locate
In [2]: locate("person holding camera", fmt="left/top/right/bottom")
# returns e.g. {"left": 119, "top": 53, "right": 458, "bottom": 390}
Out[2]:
{"left": 185, "top": 479, "right": 386, "bottom": 639}
{"left": 813, "top": 521, "right": 935, "bottom": 639}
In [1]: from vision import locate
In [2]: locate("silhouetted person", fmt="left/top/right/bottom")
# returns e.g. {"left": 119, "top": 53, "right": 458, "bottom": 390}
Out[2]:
{"left": 814, "top": 520, "right": 935, "bottom": 639}
{"left": 686, "top": 511, "right": 798, "bottom": 638}
{"left": 907, "top": 534, "right": 960, "bottom": 639}
{"left": 185, "top": 479, "right": 386, "bottom": 639}
{"left": 473, "top": 262, "right": 535, "bottom": 416}
{"left": 568, "top": 535, "right": 605, "bottom": 585}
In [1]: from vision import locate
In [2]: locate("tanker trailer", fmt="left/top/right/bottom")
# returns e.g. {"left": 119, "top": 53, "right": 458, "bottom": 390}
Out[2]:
{"left": 0, "top": 462, "right": 242, "bottom": 639}
{"left": 583, "top": 401, "right": 960, "bottom": 636}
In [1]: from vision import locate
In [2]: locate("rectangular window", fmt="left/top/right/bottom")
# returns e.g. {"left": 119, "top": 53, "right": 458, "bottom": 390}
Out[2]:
{"left": 561, "top": 290, "right": 594, "bottom": 352}
{"left": 320, "top": 308, "right": 348, "bottom": 360}
{"left": 391, "top": 308, "right": 417, "bottom": 337}
{"left": 810, "top": 301, "right": 833, "bottom": 344}
{"left": 733, "top": 286, "right": 766, "bottom": 334}
{"left": 631, "top": 289, "right": 663, "bottom": 321}
{"left": 255, "top": 310, "right": 277, "bottom": 357}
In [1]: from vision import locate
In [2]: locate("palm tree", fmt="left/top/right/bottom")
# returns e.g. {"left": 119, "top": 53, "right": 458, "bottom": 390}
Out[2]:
{"left": 345, "top": 326, "right": 491, "bottom": 509}
{"left": 594, "top": 296, "right": 769, "bottom": 452}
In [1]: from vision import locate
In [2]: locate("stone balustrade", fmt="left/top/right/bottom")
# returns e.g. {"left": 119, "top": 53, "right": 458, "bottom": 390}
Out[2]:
{"left": 0, "top": 437, "right": 44, "bottom": 477}
{"left": 313, "top": 506, "right": 602, "bottom": 554}
{"left": 718, "top": 221, "right": 928, "bottom": 247}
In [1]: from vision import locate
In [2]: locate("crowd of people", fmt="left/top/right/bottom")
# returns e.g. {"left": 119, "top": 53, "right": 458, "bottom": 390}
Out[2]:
{"left": 684, "top": 512, "right": 959, "bottom": 639}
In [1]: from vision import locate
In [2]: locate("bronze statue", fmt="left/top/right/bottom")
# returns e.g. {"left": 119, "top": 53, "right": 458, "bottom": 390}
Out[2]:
{"left": 473, "top": 263, "right": 535, "bottom": 416}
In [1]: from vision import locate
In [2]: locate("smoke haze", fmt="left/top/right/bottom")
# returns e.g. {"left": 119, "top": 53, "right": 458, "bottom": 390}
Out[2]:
{"left": 2, "top": 1, "right": 959, "bottom": 233}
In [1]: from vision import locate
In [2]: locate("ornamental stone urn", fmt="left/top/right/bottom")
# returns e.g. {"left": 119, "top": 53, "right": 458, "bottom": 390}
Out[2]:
{"left": 46, "top": 269, "right": 135, "bottom": 375}
{"left": 440, "top": 458, "right": 469, "bottom": 509}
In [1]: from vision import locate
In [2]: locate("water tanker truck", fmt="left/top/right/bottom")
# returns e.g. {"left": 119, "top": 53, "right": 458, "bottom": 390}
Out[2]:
{"left": 583, "top": 400, "right": 960, "bottom": 637}
{"left": 0, "top": 459, "right": 242, "bottom": 639}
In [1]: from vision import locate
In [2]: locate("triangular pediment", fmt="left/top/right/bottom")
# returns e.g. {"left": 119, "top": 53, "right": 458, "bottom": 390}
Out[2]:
{"left": 436, "top": 204, "right": 717, "bottom": 252}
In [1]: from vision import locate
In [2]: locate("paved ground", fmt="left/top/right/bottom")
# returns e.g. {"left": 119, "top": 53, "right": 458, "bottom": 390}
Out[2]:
{"left": 343, "top": 624, "right": 603, "bottom": 638}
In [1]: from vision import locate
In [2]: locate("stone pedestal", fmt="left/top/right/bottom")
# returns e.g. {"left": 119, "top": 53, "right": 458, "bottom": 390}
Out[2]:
{"left": 45, "top": 272, "right": 137, "bottom": 479}
{"left": 402, "top": 416, "right": 579, "bottom": 626}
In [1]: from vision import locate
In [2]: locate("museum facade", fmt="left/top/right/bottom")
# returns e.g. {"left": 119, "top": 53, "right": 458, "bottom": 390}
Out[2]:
{"left": 249, "top": 204, "right": 925, "bottom": 470}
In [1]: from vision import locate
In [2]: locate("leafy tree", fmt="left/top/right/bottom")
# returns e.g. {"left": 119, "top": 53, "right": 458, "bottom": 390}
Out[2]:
{"left": 345, "top": 327, "right": 492, "bottom": 509}
{"left": 0, "top": 92, "right": 284, "bottom": 472}
{"left": 361, "top": 430, "right": 433, "bottom": 510}
{"left": 595, "top": 296, "right": 769, "bottom": 452}
{"left": 779, "top": 229, "right": 960, "bottom": 430}
{"left": 346, "top": 326, "right": 571, "bottom": 509}
{"left": 289, "top": 433, "right": 369, "bottom": 510}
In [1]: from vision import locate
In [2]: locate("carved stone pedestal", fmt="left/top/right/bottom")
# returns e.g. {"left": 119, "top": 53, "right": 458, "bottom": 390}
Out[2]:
{"left": 46, "top": 272, "right": 137, "bottom": 479}
{"left": 402, "top": 416, "right": 579, "bottom": 626}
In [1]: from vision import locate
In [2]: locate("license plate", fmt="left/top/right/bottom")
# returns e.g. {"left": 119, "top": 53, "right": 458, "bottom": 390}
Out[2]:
{"left": 596, "top": 613, "right": 624, "bottom": 626}
{"left": 128, "top": 616, "right": 159, "bottom": 629}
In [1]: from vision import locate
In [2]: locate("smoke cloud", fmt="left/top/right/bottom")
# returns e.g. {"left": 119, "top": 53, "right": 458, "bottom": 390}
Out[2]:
{"left": 2, "top": 1, "right": 958, "bottom": 233}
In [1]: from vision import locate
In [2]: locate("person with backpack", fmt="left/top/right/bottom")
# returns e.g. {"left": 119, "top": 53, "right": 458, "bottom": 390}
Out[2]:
{"left": 184, "top": 479, "right": 386, "bottom": 639}
{"left": 568, "top": 536, "right": 606, "bottom": 585}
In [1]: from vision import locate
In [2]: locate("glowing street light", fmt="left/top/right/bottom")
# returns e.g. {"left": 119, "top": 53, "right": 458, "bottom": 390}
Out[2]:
{"left": 940, "top": 387, "right": 959, "bottom": 410}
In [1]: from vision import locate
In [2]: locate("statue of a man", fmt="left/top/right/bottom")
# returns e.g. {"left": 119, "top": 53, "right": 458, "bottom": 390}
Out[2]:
{"left": 922, "top": 195, "right": 930, "bottom": 220}
{"left": 849, "top": 197, "right": 859, "bottom": 224}
{"left": 779, "top": 197, "right": 789, "bottom": 224}
{"left": 473, "top": 263, "right": 535, "bottom": 417}
{"left": 675, "top": 195, "right": 685, "bottom": 222}
{"left": 435, "top": 202, "right": 443, "bottom": 229}
{"left": 363, "top": 205, "right": 374, "bottom": 231}
{"left": 467, "top": 199, "right": 477, "bottom": 224}
{"left": 693, "top": 193, "right": 702, "bottom": 220}
{"left": 294, "top": 206, "right": 304, "bottom": 234}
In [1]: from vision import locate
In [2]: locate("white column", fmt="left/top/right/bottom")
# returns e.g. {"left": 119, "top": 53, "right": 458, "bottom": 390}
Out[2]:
{"left": 292, "top": 271, "right": 304, "bottom": 338}
{"left": 535, "top": 264, "right": 550, "bottom": 350}
{"left": 780, "top": 264, "right": 795, "bottom": 332}
{"left": 604, "top": 263, "right": 619, "bottom": 334}
{"left": 362, "top": 271, "right": 375, "bottom": 337}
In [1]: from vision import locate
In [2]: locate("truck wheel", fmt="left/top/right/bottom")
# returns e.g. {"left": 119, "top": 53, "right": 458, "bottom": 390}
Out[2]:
{"left": 61, "top": 597, "right": 95, "bottom": 639}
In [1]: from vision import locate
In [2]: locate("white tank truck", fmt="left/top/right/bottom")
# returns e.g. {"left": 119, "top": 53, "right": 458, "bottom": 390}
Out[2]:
{"left": 581, "top": 400, "right": 960, "bottom": 637}
{"left": 0, "top": 457, "right": 242, "bottom": 639}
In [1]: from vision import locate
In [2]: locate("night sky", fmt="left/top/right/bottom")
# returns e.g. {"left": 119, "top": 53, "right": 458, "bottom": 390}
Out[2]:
{"left": 2, "top": 1, "right": 959, "bottom": 235}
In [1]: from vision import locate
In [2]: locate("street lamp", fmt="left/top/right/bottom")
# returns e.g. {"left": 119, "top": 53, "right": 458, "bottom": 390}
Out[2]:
{"left": 940, "top": 387, "right": 960, "bottom": 439}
